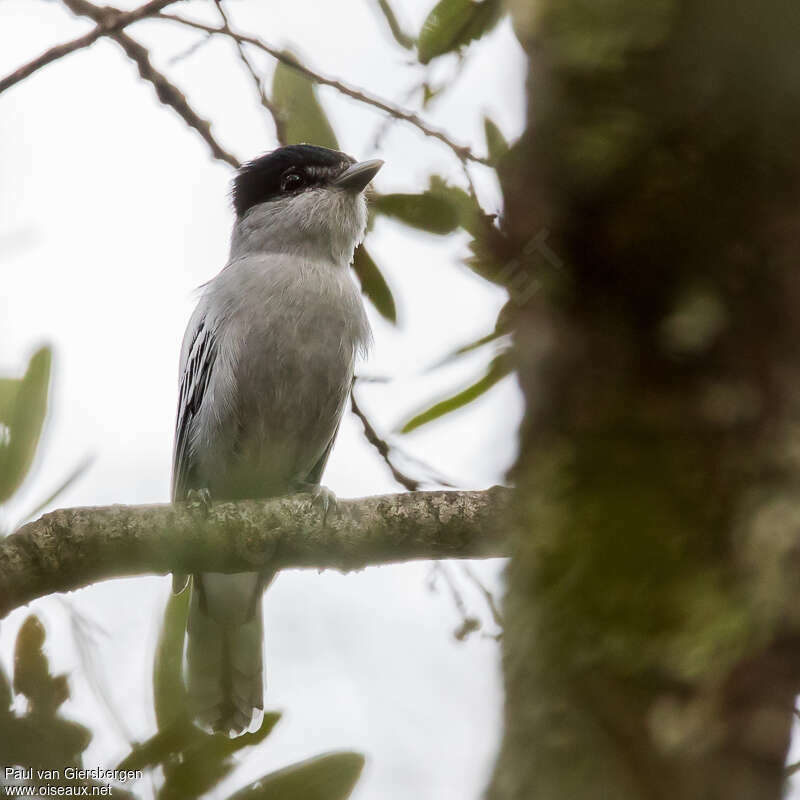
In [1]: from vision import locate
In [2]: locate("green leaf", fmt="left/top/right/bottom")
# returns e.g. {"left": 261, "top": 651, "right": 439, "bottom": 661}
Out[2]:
{"left": 0, "top": 347, "right": 51, "bottom": 503}
{"left": 399, "top": 352, "right": 513, "bottom": 433}
{"left": 351, "top": 246, "right": 397, "bottom": 323}
{"left": 373, "top": 191, "right": 461, "bottom": 235}
{"left": 375, "top": 0, "right": 415, "bottom": 49}
{"left": 117, "top": 718, "right": 198, "bottom": 772}
{"left": 228, "top": 751, "right": 365, "bottom": 800}
{"left": 426, "top": 328, "right": 510, "bottom": 371}
{"left": 426, "top": 175, "right": 488, "bottom": 237}
{"left": 0, "top": 379, "right": 20, "bottom": 425}
{"left": 10, "top": 615, "right": 92, "bottom": 768}
{"left": 417, "top": 0, "right": 504, "bottom": 64}
{"left": 483, "top": 116, "right": 509, "bottom": 164}
{"left": 272, "top": 53, "right": 339, "bottom": 149}
{"left": 158, "top": 713, "right": 282, "bottom": 800}
{"left": 153, "top": 587, "right": 191, "bottom": 731}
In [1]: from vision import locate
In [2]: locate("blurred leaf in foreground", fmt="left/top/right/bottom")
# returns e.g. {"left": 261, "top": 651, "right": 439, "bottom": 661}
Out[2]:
{"left": 0, "top": 347, "right": 51, "bottom": 503}
{"left": 484, "top": 116, "right": 509, "bottom": 164}
{"left": 399, "top": 351, "right": 513, "bottom": 433}
{"left": 153, "top": 587, "right": 192, "bottom": 731}
{"left": 351, "top": 246, "right": 397, "bottom": 324}
{"left": 417, "top": 0, "right": 504, "bottom": 64}
{"left": 228, "top": 751, "right": 365, "bottom": 800}
{"left": 1, "top": 615, "right": 92, "bottom": 771}
{"left": 272, "top": 53, "right": 339, "bottom": 150}
{"left": 374, "top": 0, "right": 415, "bottom": 49}
{"left": 373, "top": 190, "right": 461, "bottom": 235}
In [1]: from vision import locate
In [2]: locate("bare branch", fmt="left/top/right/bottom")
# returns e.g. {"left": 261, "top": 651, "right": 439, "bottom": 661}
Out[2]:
{"left": 212, "top": 0, "right": 286, "bottom": 145}
{"left": 157, "top": 12, "right": 491, "bottom": 165}
{"left": 61, "top": 0, "right": 240, "bottom": 168}
{"left": 0, "top": 488, "right": 510, "bottom": 618}
{"left": 0, "top": 0, "right": 181, "bottom": 95}
{"left": 462, "top": 562, "right": 504, "bottom": 628}
{"left": 350, "top": 390, "right": 420, "bottom": 491}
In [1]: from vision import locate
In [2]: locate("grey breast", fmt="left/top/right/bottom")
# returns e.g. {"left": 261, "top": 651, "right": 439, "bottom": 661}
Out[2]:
{"left": 196, "top": 253, "right": 368, "bottom": 499}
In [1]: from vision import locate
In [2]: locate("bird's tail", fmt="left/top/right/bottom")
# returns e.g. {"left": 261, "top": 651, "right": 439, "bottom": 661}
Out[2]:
{"left": 185, "top": 571, "right": 267, "bottom": 736}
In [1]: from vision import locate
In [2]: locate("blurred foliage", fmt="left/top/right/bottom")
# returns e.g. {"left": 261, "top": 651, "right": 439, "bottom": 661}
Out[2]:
{"left": 227, "top": 752, "right": 365, "bottom": 800}
{"left": 272, "top": 53, "right": 339, "bottom": 151}
{"left": 373, "top": 0, "right": 415, "bottom": 49}
{"left": 417, "top": 0, "right": 504, "bottom": 63}
{"left": 0, "top": 615, "right": 130, "bottom": 797}
{"left": 373, "top": 190, "right": 462, "bottom": 235}
{"left": 0, "top": 347, "right": 91, "bottom": 532}
{"left": 0, "top": 347, "right": 51, "bottom": 504}
{"left": 400, "top": 350, "right": 512, "bottom": 433}
{"left": 108, "top": 590, "right": 365, "bottom": 799}
{"left": 351, "top": 246, "right": 397, "bottom": 323}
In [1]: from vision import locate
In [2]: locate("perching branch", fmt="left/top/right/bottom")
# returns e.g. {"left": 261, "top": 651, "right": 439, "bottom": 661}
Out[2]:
{"left": 0, "top": 488, "right": 510, "bottom": 618}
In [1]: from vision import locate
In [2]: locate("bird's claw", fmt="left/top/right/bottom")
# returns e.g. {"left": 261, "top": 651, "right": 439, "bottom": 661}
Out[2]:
{"left": 291, "top": 482, "right": 337, "bottom": 526}
{"left": 187, "top": 487, "right": 212, "bottom": 518}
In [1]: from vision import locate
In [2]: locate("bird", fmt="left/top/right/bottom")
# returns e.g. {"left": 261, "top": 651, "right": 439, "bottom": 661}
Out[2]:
{"left": 170, "top": 144, "right": 382, "bottom": 736}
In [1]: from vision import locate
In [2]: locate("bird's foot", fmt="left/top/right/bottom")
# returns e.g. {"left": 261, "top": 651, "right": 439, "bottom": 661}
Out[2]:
{"left": 187, "top": 487, "right": 212, "bottom": 518}
{"left": 291, "top": 481, "right": 338, "bottom": 526}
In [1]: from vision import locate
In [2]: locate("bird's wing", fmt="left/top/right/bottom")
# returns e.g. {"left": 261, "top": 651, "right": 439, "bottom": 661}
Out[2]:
{"left": 303, "top": 417, "right": 342, "bottom": 486}
{"left": 171, "top": 314, "right": 218, "bottom": 502}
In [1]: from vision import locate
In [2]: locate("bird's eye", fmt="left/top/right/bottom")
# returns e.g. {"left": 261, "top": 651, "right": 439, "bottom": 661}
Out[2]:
{"left": 281, "top": 171, "right": 304, "bottom": 192}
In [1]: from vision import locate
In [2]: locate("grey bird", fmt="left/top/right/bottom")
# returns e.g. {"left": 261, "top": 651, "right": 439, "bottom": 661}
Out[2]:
{"left": 171, "top": 144, "right": 382, "bottom": 736}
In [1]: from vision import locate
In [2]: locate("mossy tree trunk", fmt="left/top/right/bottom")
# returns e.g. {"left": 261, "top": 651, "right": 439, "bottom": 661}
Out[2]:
{"left": 489, "top": 2, "right": 800, "bottom": 798}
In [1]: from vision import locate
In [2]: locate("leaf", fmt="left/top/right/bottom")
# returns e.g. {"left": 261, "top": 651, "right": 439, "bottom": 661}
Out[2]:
{"left": 0, "top": 378, "right": 20, "bottom": 425}
{"left": 426, "top": 175, "right": 488, "bottom": 237}
{"left": 399, "top": 352, "right": 513, "bottom": 433}
{"left": 153, "top": 587, "right": 191, "bottom": 731}
{"left": 14, "top": 615, "right": 67, "bottom": 714}
{"left": 0, "top": 347, "right": 51, "bottom": 503}
{"left": 484, "top": 116, "right": 509, "bottom": 164}
{"left": 228, "top": 751, "right": 365, "bottom": 800}
{"left": 375, "top": 0, "right": 415, "bottom": 49}
{"left": 372, "top": 191, "right": 461, "bottom": 235}
{"left": 10, "top": 615, "right": 92, "bottom": 768}
{"left": 158, "top": 713, "right": 282, "bottom": 799}
{"left": 272, "top": 53, "right": 339, "bottom": 149}
{"left": 426, "top": 329, "right": 510, "bottom": 371}
{"left": 351, "top": 246, "right": 397, "bottom": 323}
{"left": 117, "top": 719, "right": 198, "bottom": 772}
{"left": 417, "top": 0, "right": 504, "bottom": 64}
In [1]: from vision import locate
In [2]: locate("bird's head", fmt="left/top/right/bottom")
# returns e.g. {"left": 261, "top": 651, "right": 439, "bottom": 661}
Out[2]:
{"left": 230, "top": 144, "right": 383, "bottom": 266}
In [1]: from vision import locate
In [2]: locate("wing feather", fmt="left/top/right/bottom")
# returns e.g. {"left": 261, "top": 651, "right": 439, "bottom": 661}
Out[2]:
{"left": 171, "top": 317, "right": 217, "bottom": 502}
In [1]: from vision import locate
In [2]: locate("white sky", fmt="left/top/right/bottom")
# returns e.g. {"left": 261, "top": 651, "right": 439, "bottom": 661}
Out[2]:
{"left": 0, "top": 1, "right": 528, "bottom": 798}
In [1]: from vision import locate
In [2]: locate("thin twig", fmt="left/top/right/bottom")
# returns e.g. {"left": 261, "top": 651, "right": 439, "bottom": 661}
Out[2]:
{"left": 350, "top": 388, "right": 420, "bottom": 492}
{"left": 167, "top": 33, "right": 213, "bottom": 66}
{"left": 157, "top": 12, "right": 491, "bottom": 166}
{"left": 431, "top": 562, "right": 481, "bottom": 641}
{"left": 61, "top": 0, "right": 241, "bottom": 168}
{"left": 462, "top": 562, "right": 504, "bottom": 628}
{"left": 0, "top": 0, "right": 181, "bottom": 95}
{"left": 213, "top": 0, "right": 285, "bottom": 144}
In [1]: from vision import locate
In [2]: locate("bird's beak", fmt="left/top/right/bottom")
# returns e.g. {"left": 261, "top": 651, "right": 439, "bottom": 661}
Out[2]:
{"left": 333, "top": 159, "right": 384, "bottom": 192}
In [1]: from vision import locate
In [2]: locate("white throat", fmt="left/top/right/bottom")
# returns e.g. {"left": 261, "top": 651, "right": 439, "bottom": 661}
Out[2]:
{"left": 230, "top": 187, "right": 368, "bottom": 267}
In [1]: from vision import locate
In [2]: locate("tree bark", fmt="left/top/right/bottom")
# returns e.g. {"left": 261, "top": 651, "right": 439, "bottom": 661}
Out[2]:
{"left": 489, "top": 1, "right": 800, "bottom": 798}
{"left": 0, "top": 488, "right": 510, "bottom": 619}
